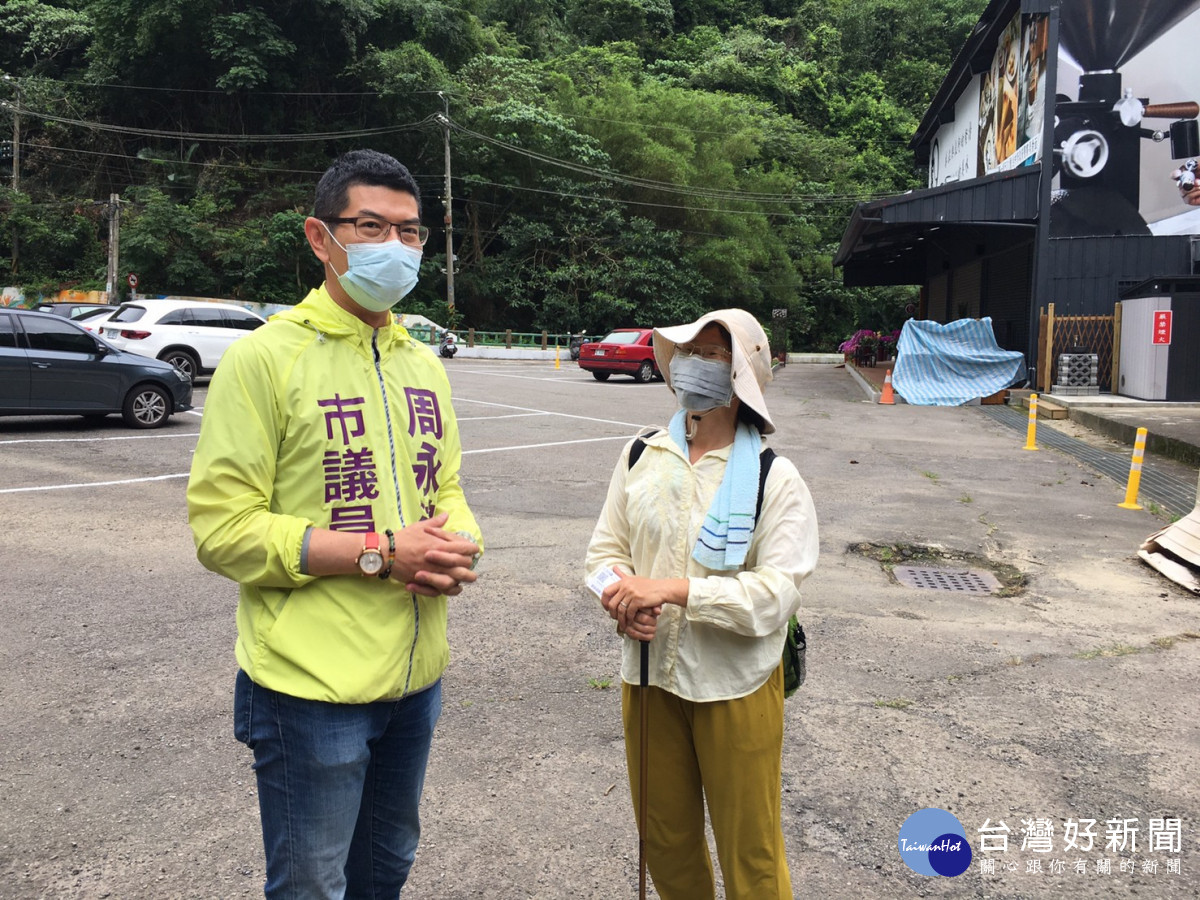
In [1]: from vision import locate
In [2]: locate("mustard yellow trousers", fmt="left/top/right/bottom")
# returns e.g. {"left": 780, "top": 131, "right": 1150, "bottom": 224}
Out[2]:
{"left": 622, "top": 664, "right": 792, "bottom": 900}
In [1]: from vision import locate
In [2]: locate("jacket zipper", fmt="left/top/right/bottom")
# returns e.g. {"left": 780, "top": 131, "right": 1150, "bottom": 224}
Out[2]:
{"left": 373, "top": 331, "right": 420, "bottom": 697}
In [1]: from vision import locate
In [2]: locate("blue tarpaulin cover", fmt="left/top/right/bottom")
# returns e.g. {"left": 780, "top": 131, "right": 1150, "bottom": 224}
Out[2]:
{"left": 891, "top": 318, "right": 1025, "bottom": 406}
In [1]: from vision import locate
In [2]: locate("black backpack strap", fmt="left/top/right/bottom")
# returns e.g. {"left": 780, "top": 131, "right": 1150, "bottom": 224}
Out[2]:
{"left": 628, "top": 438, "right": 647, "bottom": 470}
{"left": 627, "top": 429, "right": 661, "bottom": 471}
{"left": 755, "top": 448, "right": 777, "bottom": 526}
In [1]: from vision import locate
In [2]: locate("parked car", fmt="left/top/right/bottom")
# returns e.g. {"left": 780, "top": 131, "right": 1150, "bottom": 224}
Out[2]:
{"left": 0, "top": 309, "right": 193, "bottom": 428}
{"left": 76, "top": 306, "right": 119, "bottom": 334}
{"left": 99, "top": 298, "right": 266, "bottom": 382}
{"left": 576, "top": 328, "right": 660, "bottom": 382}
{"left": 32, "top": 302, "right": 119, "bottom": 321}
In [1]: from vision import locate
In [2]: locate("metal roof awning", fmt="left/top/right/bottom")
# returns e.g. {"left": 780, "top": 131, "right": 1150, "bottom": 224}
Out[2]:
{"left": 834, "top": 168, "right": 1041, "bottom": 286}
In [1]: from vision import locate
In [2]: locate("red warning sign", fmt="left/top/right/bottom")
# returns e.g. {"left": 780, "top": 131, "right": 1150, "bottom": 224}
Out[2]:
{"left": 1153, "top": 310, "right": 1172, "bottom": 345}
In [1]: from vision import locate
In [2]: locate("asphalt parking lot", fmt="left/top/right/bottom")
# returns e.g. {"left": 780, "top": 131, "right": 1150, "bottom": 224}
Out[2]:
{"left": 2, "top": 359, "right": 1199, "bottom": 899}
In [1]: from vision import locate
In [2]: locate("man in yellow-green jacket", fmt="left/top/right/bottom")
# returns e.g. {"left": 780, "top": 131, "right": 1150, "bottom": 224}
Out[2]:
{"left": 187, "top": 149, "right": 482, "bottom": 899}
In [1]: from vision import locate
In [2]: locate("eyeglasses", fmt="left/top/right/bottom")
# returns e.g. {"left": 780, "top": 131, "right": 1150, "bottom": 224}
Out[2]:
{"left": 323, "top": 216, "right": 430, "bottom": 247}
{"left": 675, "top": 343, "right": 732, "bottom": 362}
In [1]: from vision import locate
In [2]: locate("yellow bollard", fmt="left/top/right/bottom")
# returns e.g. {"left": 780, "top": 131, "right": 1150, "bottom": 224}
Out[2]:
{"left": 1118, "top": 427, "right": 1148, "bottom": 510}
{"left": 554, "top": 344, "right": 561, "bottom": 370}
{"left": 1022, "top": 393, "right": 1039, "bottom": 450}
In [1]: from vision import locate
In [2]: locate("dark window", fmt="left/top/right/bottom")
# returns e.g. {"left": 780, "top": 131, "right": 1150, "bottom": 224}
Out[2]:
{"left": 224, "top": 309, "right": 264, "bottom": 331}
{"left": 67, "top": 305, "right": 105, "bottom": 319}
{"left": 22, "top": 315, "right": 100, "bottom": 354}
{"left": 157, "top": 309, "right": 190, "bottom": 325}
{"left": 0, "top": 313, "right": 17, "bottom": 349}
{"left": 189, "top": 307, "right": 226, "bottom": 328}
{"left": 111, "top": 304, "right": 149, "bottom": 324}
{"left": 599, "top": 331, "right": 643, "bottom": 345}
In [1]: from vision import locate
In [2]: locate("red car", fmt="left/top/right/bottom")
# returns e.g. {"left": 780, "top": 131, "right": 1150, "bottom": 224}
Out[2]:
{"left": 577, "top": 328, "right": 660, "bottom": 382}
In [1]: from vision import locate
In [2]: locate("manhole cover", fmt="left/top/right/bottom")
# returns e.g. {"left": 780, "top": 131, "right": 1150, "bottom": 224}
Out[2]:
{"left": 893, "top": 565, "right": 1000, "bottom": 594}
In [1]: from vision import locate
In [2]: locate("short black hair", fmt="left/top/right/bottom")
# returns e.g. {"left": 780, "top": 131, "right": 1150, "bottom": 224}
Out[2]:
{"left": 313, "top": 150, "right": 421, "bottom": 219}
{"left": 736, "top": 402, "right": 766, "bottom": 434}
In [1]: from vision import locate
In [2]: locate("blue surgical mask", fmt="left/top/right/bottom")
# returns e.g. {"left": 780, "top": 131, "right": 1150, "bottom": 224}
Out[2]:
{"left": 670, "top": 354, "right": 733, "bottom": 412}
{"left": 325, "top": 225, "right": 421, "bottom": 313}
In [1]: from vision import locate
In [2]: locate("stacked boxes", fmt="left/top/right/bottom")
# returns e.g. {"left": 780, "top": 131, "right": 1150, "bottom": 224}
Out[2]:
{"left": 1052, "top": 353, "right": 1100, "bottom": 396}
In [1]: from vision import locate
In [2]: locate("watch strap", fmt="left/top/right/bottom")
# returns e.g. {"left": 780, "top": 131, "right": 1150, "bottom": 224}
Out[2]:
{"left": 357, "top": 532, "right": 384, "bottom": 576}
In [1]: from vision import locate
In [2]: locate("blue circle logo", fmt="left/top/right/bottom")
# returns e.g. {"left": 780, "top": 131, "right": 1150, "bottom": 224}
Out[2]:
{"left": 898, "top": 808, "right": 972, "bottom": 877}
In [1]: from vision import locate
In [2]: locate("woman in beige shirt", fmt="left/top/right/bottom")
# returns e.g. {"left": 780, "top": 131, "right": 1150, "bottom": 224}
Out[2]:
{"left": 586, "top": 309, "right": 819, "bottom": 900}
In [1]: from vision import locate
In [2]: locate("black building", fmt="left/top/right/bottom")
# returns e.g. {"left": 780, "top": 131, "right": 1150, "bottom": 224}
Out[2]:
{"left": 835, "top": 0, "right": 1200, "bottom": 383}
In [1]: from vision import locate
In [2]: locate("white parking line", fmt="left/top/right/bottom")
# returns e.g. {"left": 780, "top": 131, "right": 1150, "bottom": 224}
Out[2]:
{"left": 456, "top": 412, "right": 550, "bottom": 422}
{"left": 454, "top": 397, "right": 648, "bottom": 429}
{"left": 0, "top": 473, "right": 189, "bottom": 494}
{"left": 463, "top": 435, "right": 632, "bottom": 455}
{"left": 0, "top": 432, "right": 199, "bottom": 446}
{"left": 3, "top": 399, "right": 644, "bottom": 493}
{"left": 449, "top": 366, "right": 591, "bottom": 383}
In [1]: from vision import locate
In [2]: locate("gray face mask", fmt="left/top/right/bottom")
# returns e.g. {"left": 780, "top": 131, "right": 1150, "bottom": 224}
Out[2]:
{"left": 670, "top": 354, "right": 733, "bottom": 412}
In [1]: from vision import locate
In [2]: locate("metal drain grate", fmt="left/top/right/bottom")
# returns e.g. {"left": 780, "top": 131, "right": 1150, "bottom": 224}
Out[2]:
{"left": 893, "top": 565, "right": 1000, "bottom": 594}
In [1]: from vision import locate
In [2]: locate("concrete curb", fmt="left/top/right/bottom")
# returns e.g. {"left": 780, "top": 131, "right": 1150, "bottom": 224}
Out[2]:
{"left": 1068, "top": 406, "right": 1200, "bottom": 469}
{"left": 452, "top": 346, "right": 557, "bottom": 360}
{"left": 788, "top": 353, "right": 844, "bottom": 364}
{"left": 844, "top": 363, "right": 908, "bottom": 404}
{"left": 845, "top": 363, "right": 880, "bottom": 402}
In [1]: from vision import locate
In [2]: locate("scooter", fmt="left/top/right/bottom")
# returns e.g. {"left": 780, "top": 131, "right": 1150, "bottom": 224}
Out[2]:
{"left": 569, "top": 333, "right": 587, "bottom": 360}
{"left": 439, "top": 332, "right": 458, "bottom": 359}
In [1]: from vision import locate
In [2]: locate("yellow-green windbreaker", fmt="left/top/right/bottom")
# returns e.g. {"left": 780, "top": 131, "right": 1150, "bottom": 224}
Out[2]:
{"left": 187, "top": 285, "right": 482, "bottom": 703}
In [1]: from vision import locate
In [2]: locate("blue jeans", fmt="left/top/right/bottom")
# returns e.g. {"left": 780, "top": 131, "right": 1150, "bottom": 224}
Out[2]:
{"left": 234, "top": 669, "right": 442, "bottom": 899}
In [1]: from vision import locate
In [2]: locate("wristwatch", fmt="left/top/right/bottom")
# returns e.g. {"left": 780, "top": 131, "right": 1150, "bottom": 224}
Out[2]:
{"left": 357, "top": 532, "right": 385, "bottom": 577}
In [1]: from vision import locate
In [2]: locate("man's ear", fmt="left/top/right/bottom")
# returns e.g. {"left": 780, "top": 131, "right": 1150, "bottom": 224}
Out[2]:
{"left": 304, "top": 217, "right": 332, "bottom": 263}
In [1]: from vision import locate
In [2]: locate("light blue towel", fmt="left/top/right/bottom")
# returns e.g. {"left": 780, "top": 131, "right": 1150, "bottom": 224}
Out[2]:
{"left": 669, "top": 409, "right": 761, "bottom": 570}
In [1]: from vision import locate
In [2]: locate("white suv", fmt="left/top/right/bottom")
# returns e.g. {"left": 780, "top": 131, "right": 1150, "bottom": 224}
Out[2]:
{"left": 100, "top": 299, "right": 266, "bottom": 382}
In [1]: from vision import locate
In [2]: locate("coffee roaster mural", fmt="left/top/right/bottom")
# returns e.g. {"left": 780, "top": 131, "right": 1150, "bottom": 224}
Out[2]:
{"left": 978, "top": 12, "right": 1048, "bottom": 177}
{"left": 1050, "top": 0, "right": 1200, "bottom": 237}
{"left": 927, "top": 10, "right": 1049, "bottom": 189}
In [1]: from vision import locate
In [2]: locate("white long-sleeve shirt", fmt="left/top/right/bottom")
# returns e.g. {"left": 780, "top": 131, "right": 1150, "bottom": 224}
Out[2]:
{"left": 586, "top": 430, "right": 819, "bottom": 701}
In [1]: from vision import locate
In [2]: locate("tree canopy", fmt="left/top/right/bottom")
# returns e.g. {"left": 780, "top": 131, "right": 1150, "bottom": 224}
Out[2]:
{"left": 1, "top": 0, "right": 985, "bottom": 349}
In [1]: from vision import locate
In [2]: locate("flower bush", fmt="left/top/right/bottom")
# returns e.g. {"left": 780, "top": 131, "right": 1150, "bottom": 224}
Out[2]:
{"left": 878, "top": 329, "right": 901, "bottom": 356}
{"left": 840, "top": 328, "right": 901, "bottom": 362}
{"left": 838, "top": 328, "right": 878, "bottom": 355}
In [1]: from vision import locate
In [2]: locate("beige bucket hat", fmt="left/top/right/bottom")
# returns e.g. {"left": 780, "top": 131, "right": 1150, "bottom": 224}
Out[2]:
{"left": 653, "top": 308, "right": 776, "bottom": 434}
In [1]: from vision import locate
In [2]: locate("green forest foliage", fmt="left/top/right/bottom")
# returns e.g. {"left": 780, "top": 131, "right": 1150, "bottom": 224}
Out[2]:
{"left": 0, "top": 0, "right": 985, "bottom": 349}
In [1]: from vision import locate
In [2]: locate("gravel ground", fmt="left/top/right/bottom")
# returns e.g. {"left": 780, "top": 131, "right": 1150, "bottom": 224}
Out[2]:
{"left": 1, "top": 360, "right": 1198, "bottom": 899}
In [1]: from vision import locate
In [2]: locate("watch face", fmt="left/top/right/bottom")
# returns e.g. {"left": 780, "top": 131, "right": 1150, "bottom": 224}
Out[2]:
{"left": 359, "top": 550, "right": 385, "bottom": 576}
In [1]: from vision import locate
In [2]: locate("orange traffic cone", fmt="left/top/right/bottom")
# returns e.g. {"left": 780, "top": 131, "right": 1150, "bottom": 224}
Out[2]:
{"left": 880, "top": 369, "right": 895, "bottom": 405}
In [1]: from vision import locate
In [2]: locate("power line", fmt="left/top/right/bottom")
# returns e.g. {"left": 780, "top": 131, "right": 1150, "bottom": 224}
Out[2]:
{"left": 21, "top": 142, "right": 864, "bottom": 224}
{"left": 4, "top": 105, "right": 439, "bottom": 143}
{"left": 28, "top": 142, "right": 327, "bottom": 176}
{"left": 9, "top": 96, "right": 897, "bottom": 205}
{"left": 9, "top": 79, "right": 921, "bottom": 147}
{"left": 446, "top": 119, "right": 888, "bottom": 204}
{"left": 11, "top": 104, "right": 891, "bottom": 224}
{"left": 455, "top": 176, "right": 859, "bottom": 219}
{"left": 14, "top": 76, "right": 452, "bottom": 98}
{"left": 20, "top": 122, "right": 891, "bottom": 209}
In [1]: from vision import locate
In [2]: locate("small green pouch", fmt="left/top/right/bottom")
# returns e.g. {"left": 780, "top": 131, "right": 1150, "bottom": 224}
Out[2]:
{"left": 782, "top": 616, "right": 807, "bottom": 698}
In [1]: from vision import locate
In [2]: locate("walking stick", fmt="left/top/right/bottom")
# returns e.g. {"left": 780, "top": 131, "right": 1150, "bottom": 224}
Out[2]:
{"left": 638, "top": 638, "right": 649, "bottom": 900}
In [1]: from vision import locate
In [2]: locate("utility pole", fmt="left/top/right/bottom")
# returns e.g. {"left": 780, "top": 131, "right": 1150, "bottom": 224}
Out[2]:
{"left": 6, "top": 77, "right": 19, "bottom": 194}
{"left": 105, "top": 194, "right": 121, "bottom": 301}
{"left": 4, "top": 75, "right": 20, "bottom": 275}
{"left": 436, "top": 92, "right": 455, "bottom": 313}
